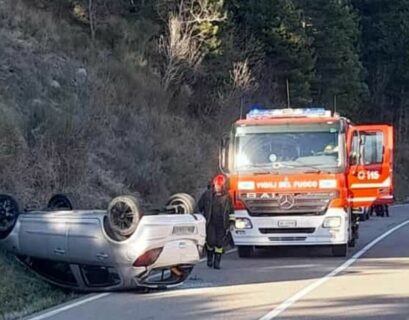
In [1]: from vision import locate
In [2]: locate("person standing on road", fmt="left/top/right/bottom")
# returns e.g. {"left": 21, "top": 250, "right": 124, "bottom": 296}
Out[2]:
{"left": 197, "top": 175, "right": 234, "bottom": 270}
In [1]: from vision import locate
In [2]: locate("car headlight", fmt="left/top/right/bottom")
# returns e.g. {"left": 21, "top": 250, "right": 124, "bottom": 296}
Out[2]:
{"left": 235, "top": 218, "right": 253, "bottom": 229}
{"left": 323, "top": 217, "right": 341, "bottom": 228}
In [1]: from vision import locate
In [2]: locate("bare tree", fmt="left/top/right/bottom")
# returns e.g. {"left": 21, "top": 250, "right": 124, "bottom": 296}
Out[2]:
{"left": 230, "top": 59, "right": 258, "bottom": 97}
{"left": 159, "top": 0, "right": 226, "bottom": 91}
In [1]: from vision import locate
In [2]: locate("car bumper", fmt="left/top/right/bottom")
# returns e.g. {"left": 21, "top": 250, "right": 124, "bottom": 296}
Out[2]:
{"left": 232, "top": 208, "right": 349, "bottom": 246}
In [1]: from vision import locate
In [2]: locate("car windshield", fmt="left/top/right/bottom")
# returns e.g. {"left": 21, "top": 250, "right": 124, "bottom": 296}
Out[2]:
{"left": 234, "top": 122, "right": 342, "bottom": 173}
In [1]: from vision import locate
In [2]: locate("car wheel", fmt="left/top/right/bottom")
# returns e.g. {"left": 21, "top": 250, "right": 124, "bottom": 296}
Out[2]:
{"left": 0, "top": 194, "right": 20, "bottom": 239}
{"left": 107, "top": 195, "right": 142, "bottom": 238}
{"left": 237, "top": 246, "right": 254, "bottom": 258}
{"left": 332, "top": 244, "right": 348, "bottom": 257}
{"left": 166, "top": 193, "right": 196, "bottom": 214}
{"left": 47, "top": 194, "right": 75, "bottom": 210}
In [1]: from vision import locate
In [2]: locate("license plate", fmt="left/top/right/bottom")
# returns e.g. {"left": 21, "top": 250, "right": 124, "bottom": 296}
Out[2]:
{"left": 278, "top": 220, "right": 297, "bottom": 228}
{"left": 172, "top": 226, "right": 196, "bottom": 234}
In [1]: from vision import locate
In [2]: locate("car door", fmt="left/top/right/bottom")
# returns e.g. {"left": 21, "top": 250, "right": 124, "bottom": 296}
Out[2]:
{"left": 19, "top": 215, "right": 68, "bottom": 260}
{"left": 347, "top": 125, "right": 394, "bottom": 208}
{"left": 67, "top": 218, "right": 113, "bottom": 264}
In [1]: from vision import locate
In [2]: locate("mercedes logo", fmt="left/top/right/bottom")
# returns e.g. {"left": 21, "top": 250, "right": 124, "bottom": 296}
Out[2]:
{"left": 278, "top": 194, "right": 295, "bottom": 210}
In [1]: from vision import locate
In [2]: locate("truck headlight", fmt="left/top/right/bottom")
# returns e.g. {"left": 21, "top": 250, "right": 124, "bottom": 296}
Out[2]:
{"left": 235, "top": 218, "right": 253, "bottom": 229}
{"left": 323, "top": 217, "right": 341, "bottom": 228}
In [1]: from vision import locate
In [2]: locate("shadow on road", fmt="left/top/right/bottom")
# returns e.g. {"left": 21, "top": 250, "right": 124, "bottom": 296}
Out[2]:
{"left": 278, "top": 295, "right": 409, "bottom": 320}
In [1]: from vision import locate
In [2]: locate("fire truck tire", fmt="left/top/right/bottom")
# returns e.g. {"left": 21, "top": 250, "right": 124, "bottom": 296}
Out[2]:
{"left": 332, "top": 244, "right": 348, "bottom": 257}
{"left": 0, "top": 194, "right": 20, "bottom": 239}
{"left": 107, "top": 195, "right": 142, "bottom": 238}
{"left": 47, "top": 194, "right": 76, "bottom": 210}
{"left": 238, "top": 246, "right": 254, "bottom": 258}
{"left": 166, "top": 193, "right": 196, "bottom": 214}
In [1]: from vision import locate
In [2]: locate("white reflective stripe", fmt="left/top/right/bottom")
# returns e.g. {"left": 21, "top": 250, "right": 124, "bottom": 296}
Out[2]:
{"left": 348, "top": 197, "right": 376, "bottom": 202}
{"left": 351, "top": 177, "right": 390, "bottom": 189}
{"left": 238, "top": 181, "right": 255, "bottom": 190}
{"left": 379, "top": 195, "right": 394, "bottom": 199}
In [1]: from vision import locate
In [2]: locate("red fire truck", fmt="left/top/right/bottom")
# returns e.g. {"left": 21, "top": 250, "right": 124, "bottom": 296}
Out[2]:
{"left": 219, "top": 108, "right": 394, "bottom": 257}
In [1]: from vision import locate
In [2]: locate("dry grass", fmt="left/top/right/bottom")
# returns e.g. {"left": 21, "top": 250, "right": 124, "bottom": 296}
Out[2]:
{"left": 0, "top": 0, "right": 216, "bottom": 317}
{"left": 0, "top": 251, "right": 77, "bottom": 320}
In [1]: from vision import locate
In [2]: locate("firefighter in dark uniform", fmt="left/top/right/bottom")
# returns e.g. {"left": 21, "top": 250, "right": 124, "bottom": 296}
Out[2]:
{"left": 197, "top": 175, "right": 234, "bottom": 269}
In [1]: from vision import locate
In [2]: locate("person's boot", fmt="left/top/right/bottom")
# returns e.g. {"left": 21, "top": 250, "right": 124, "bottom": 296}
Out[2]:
{"left": 206, "top": 250, "right": 214, "bottom": 268}
{"left": 213, "top": 253, "right": 221, "bottom": 270}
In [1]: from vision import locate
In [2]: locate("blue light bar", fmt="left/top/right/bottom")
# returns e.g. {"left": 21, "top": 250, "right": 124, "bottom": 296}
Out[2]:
{"left": 246, "top": 108, "right": 332, "bottom": 119}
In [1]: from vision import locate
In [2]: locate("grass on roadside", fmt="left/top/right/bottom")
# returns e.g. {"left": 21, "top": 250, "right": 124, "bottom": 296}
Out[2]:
{"left": 0, "top": 250, "right": 77, "bottom": 320}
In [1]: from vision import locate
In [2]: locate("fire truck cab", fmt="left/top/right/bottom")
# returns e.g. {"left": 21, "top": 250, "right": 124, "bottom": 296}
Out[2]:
{"left": 219, "top": 108, "right": 394, "bottom": 257}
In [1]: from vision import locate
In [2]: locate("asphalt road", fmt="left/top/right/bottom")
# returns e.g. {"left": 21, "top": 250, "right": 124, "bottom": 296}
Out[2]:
{"left": 27, "top": 205, "right": 409, "bottom": 320}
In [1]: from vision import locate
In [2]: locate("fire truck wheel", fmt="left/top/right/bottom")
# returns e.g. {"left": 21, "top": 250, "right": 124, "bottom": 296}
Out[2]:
{"left": 166, "top": 193, "right": 196, "bottom": 214}
{"left": 107, "top": 196, "right": 142, "bottom": 238}
{"left": 238, "top": 246, "right": 254, "bottom": 258}
{"left": 0, "top": 194, "right": 20, "bottom": 239}
{"left": 332, "top": 244, "right": 348, "bottom": 257}
{"left": 47, "top": 194, "right": 75, "bottom": 210}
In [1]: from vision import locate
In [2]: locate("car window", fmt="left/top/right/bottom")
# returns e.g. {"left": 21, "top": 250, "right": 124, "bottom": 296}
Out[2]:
{"left": 80, "top": 265, "right": 121, "bottom": 287}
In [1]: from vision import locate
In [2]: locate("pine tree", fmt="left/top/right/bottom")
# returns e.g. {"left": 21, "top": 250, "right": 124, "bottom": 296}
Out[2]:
{"left": 353, "top": 0, "right": 409, "bottom": 122}
{"left": 227, "top": 0, "right": 315, "bottom": 107}
{"left": 296, "top": 0, "right": 366, "bottom": 117}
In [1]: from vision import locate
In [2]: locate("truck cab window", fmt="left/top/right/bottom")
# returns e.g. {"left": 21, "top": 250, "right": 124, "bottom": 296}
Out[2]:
{"left": 350, "top": 132, "right": 359, "bottom": 165}
{"left": 362, "top": 132, "right": 384, "bottom": 164}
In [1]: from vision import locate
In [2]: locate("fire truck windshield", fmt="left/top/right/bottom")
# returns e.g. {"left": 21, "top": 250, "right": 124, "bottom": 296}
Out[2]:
{"left": 234, "top": 122, "right": 342, "bottom": 173}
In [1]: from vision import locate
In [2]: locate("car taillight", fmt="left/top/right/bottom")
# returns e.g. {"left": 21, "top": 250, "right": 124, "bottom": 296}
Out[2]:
{"left": 133, "top": 248, "right": 163, "bottom": 267}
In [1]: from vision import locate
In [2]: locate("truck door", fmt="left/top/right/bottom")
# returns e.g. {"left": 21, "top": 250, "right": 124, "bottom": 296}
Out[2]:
{"left": 347, "top": 125, "right": 394, "bottom": 208}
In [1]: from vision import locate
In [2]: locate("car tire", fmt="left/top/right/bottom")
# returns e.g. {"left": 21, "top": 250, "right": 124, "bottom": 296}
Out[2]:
{"left": 332, "top": 244, "right": 348, "bottom": 257}
{"left": 166, "top": 193, "right": 196, "bottom": 214}
{"left": 0, "top": 194, "right": 20, "bottom": 239}
{"left": 237, "top": 246, "right": 254, "bottom": 258}
{"left": 47, "top": 194, "right": 75, "bottom": 210}
{"left": 107, "top": 195, "right": 142, "bottom": 238}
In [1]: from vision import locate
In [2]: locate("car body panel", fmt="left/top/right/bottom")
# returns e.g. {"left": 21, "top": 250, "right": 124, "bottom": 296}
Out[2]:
{"left": 1, "top": 209, "right": 206, "bottom": 291}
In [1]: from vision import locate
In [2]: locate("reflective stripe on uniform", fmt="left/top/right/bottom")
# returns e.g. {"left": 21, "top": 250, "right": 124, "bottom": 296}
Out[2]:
{"left": 215, "top": 247, "right": 224, "bottom": 254}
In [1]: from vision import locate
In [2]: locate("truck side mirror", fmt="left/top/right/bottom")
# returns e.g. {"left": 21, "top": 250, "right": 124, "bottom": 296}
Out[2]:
{"left": 349, "top": 152, "right": 358, "bottom": 165}
{"left": 219, "top": 136, "right": 230, "bottom": 174}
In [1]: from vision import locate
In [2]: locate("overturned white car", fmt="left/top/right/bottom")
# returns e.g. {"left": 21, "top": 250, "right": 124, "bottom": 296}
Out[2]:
{"left": 0, "top": 193, "right": 205, "bottom": 291}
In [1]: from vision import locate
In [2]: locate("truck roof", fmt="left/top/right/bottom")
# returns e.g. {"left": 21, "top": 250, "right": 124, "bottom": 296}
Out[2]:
{"left": 235, "top": 116, "right": 341, "bottom": 126}
{"left": 233, "top": 108, "right": 350, "bottom": 126}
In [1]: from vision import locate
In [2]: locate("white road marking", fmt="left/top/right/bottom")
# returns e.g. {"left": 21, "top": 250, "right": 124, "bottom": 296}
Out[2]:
{"left": 259, "top": 218, "right": 409, "bottom": 320}
{"left": 28, "top": 293, "right": 110, "bottom": 320}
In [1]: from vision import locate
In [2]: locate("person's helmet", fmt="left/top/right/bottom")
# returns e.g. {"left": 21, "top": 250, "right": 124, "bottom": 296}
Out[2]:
{"left": 213, "top": 174, "right": 226, "bottom": 189}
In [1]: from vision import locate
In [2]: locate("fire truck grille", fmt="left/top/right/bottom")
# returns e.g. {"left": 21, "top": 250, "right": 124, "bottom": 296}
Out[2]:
{"left": 259, "top": 228, "right": 316, "bottom": 234}
{"left": 241, "top": 192, "right": 335, "bottom": 217}
{"left": 268, "top": 236, "right": 307, "bottom": 241}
